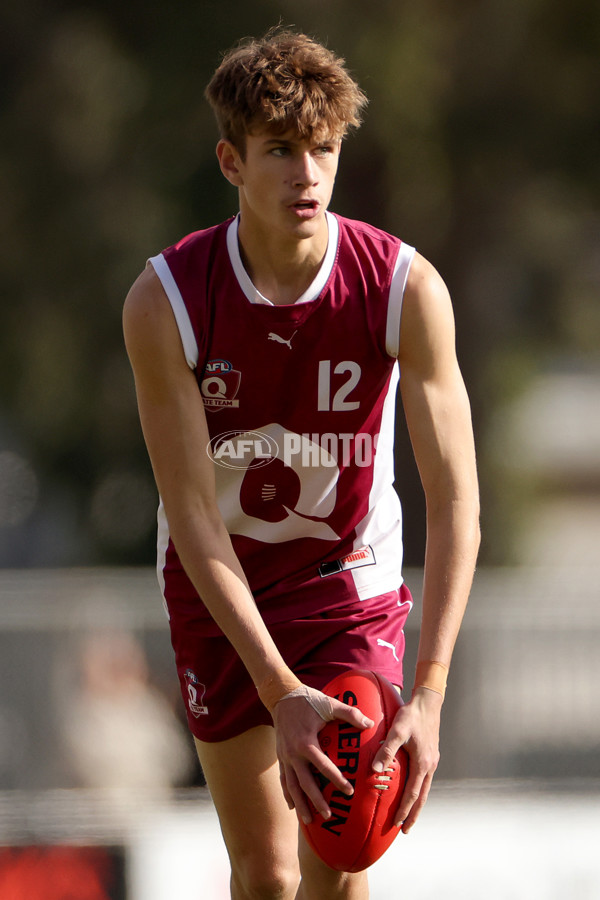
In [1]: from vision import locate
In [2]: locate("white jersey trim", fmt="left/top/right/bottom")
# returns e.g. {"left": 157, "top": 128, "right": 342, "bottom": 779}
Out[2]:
{"left": 226, "top": 212, "right": 340, "bottom": 306}
{"left": 156, "top": 497, "right": 170, "bottom": 620}
{"left": 385, "top": 242, "right": 416, "bottom": 359}
{"left": 149, "top": 253, "right": 199, "bottom": 369}
{"left": 351, "top": 361, "right": 404, "bottom": 600}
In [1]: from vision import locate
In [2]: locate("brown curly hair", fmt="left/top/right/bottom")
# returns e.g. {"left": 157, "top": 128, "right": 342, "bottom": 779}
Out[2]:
{"left": 205, "top": 29, "right": 368, "bottom": 156}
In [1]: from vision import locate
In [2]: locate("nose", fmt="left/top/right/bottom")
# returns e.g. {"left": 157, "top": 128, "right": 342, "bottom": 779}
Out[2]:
{"left": 292, "top": 152, "right": 318, "bottom": 188}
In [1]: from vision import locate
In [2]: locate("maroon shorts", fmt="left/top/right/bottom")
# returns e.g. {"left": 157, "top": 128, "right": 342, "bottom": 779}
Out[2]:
{"left": 171, "top": 585, "right": 413, "bottom": 743}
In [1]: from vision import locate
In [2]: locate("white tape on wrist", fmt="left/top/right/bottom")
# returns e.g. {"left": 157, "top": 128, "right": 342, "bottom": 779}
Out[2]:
{"left": 277, "top": 685, "right": 336, "bottom": 722}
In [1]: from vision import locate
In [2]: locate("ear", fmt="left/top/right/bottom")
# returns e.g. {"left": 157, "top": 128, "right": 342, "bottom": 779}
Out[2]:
{"left": 216, "top": 140, "right": 244, "bottom": 187}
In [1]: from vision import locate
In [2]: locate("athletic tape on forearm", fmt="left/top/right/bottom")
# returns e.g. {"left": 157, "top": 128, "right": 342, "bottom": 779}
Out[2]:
{"left": 255, "top": 667, "right": 303, "bottom": 713}
{"left": 413, "top": 660, "right": 449, "bottom": 699}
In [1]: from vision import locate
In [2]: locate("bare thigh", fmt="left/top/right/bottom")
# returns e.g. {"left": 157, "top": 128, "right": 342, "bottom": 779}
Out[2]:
{"left": 296, "top": 830, "right": 368, "bottom": 900}
{"left": 195, "top": 725, "right": 300, "bottom": 899}
{"left": 196, "top": 726, "right": 370, "bottom": 900}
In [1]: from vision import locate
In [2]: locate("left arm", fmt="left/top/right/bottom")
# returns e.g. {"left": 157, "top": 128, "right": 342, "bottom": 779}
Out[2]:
{"left": 373, "top": 251, "right": 481, "bottom": 832}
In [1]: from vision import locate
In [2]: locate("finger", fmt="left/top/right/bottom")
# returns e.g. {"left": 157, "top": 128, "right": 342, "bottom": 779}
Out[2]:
{"left": 372, "top": 729, "right": 407, "bottom": 773}
{"left": 394, "top": 767, "right": 425, "bottom": 828}
{"left": 285, "top": 764, "right": 314, "bottom": 825}
{"left": 278, "top": 761, "right": 295, "bottom": 811}
{"left": 399, "top": 771, "right": 433, "bottom": 832}
{"left": 295, "top": 760, "right": 335, "bottom": 822}
{"left": 309, "top": 745, "right": 354, "bottom": 797}
{"left": 329, "top": 697, "right": 373, "bottom": 730}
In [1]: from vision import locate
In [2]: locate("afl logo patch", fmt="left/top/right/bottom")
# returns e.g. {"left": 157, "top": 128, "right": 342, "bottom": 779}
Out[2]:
{"left": 184, "top": 669, "right": 209, "bottom": 717}
{"left": 201, "top": 359, "right": 241, "bottom": 411}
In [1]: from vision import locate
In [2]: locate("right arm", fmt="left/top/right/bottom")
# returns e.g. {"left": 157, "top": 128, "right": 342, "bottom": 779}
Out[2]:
{"left": 124, "top": 265, "right": 279, "bottom": 681}
{"left": 122, "top": 265, "right": 370, "bottom": 821}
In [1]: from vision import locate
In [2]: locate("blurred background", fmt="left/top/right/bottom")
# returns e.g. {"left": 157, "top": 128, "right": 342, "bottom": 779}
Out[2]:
{"left": 0, "top": 0, "right": 599, "bottom": 897}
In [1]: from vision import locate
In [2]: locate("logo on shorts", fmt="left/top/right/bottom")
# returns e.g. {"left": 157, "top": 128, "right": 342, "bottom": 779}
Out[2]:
{"left": 376, "top": 638, "right": 400, "bottom": 663}
{"left": 184, "top": 669, "right": 209, "bottom": 717}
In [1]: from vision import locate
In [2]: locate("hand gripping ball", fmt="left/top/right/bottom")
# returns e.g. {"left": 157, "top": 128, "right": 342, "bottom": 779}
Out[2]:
{"left": 300, "top": 669, "right": 408, "bottom": 873}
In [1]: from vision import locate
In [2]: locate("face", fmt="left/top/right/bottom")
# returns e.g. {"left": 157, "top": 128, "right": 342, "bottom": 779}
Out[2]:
{"left": 217, "top": 129, "right": 341, "bottom": 245}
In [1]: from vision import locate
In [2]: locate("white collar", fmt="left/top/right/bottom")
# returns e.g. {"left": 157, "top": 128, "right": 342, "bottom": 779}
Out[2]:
{"left": 226, "top": 212, "right": 339, "bottom": 306}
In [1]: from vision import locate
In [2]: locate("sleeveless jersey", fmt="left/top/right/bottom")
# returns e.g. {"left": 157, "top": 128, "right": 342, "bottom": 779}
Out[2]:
{"left": 150, "top": 212, "right": 415, "bottom": 633}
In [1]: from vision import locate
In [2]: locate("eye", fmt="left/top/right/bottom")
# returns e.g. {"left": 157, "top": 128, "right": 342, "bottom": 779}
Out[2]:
{"left": 314, "top": 144, "right": 335, "bottom": 158}
{"left": 270, "top": 146, "right": 290, "bottom": 157}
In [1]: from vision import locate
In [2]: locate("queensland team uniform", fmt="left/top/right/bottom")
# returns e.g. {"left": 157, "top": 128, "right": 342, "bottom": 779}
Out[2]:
{"left": 150, "top": 212, "right": 416, "bottom": 739}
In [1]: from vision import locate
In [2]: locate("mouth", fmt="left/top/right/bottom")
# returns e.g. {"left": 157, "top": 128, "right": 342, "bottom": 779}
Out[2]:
{"left": 289, "top": 199, "right": 320, "bottom": 219}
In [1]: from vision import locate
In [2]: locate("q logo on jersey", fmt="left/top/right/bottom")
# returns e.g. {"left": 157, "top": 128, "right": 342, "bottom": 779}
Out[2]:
{"left": 213, "top": 422, "right": 341, "bottom": 544}
{"left": 201, "top": 359, "right": 241, "bottom": 411}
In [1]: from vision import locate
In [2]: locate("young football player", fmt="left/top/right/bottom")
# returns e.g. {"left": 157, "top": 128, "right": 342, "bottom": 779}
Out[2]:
{"left": 123, "top": 28, "right": 480, "bottom": 900}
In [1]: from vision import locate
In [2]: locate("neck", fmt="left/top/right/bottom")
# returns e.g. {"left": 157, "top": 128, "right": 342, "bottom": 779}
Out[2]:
{"left": 236, "top": 211, "right": 330, "bottom": 306}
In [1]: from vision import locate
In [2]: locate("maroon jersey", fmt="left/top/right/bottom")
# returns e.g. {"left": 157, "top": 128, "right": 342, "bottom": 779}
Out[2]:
{"left": 150, "top": 213, "right": 415, "bottom": 633}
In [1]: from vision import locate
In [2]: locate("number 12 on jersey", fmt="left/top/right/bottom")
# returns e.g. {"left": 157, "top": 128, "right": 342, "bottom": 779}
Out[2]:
{"left": 317, "top": 360, "right": 361, "bottom": 412}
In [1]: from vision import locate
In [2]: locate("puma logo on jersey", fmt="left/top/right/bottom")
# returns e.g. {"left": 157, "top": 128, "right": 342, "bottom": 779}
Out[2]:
{"left": 268, "top": 330, "right": 297, "bottom": 349}
{"left": 377, "top": 639, "right": 400, "bottom": 662}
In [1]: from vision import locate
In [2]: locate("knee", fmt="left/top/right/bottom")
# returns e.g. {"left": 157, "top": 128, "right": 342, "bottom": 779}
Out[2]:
{"left": 232, "top": 853, "right": 299, "bottom": 900}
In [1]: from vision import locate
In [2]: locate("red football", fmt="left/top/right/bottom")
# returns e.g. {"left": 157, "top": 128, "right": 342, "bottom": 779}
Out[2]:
{"left": 300, "top": 669, "right": 408, "bottom": 873}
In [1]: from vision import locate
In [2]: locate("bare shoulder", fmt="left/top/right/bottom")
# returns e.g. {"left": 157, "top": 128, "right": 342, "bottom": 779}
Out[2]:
{"left": 122, "top": 263, "right": 194, "bottom": 408}
{"left": 123, "top": 263, "right": 183, "bottom": 365}
{"left": 123, "top": 264, "right": 170, "bottom": 340}
{"left": 399, "top": 252, "right": 456, "bottom": 370}
{"left": 403, "top": 252, "right": 453, "bottom": 323}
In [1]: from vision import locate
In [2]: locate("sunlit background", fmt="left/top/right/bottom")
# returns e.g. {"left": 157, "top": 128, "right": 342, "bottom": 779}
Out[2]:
{"left": 0, "top": 1, "right": 599, "bottom": 897}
